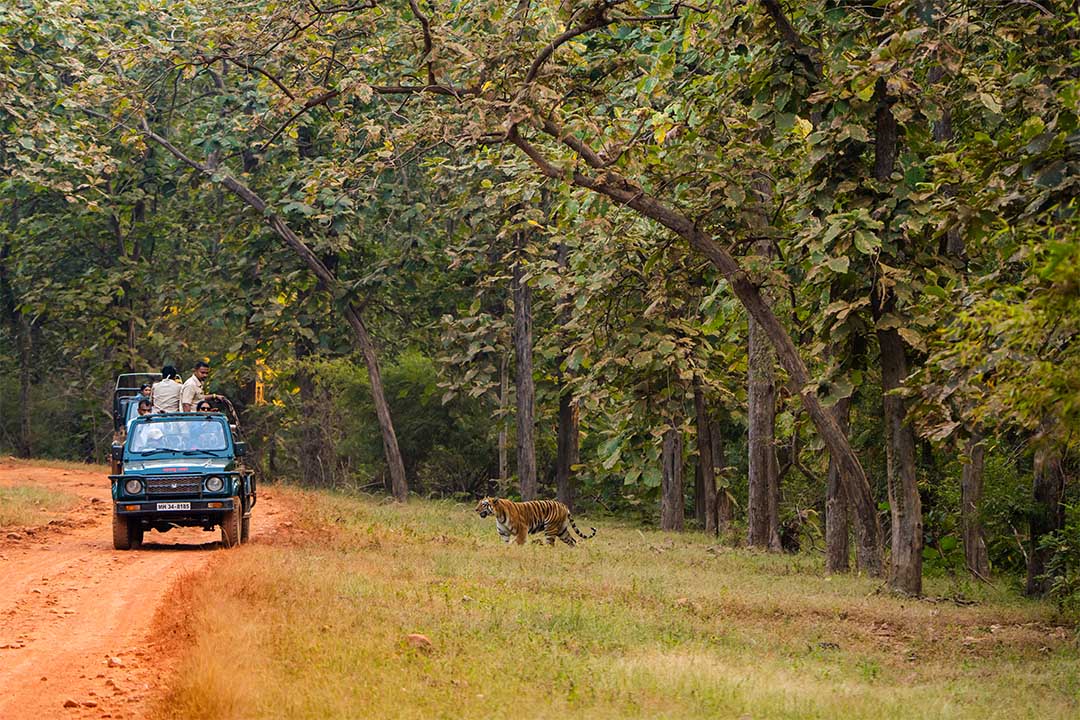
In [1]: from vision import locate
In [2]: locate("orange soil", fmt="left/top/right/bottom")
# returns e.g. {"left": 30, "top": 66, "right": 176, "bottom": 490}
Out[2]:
{"left": 0, "top": 460, "right": 289, "bottom": 720}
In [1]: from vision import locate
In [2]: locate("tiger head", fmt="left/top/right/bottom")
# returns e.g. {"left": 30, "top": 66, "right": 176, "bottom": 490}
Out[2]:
{"left": 475, "top": 497, "right": 497, "bottom": 518}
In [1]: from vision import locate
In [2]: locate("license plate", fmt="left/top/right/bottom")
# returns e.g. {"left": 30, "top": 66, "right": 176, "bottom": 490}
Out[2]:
{"left": 156, "top": 502, "right": 191, "bottom": 511}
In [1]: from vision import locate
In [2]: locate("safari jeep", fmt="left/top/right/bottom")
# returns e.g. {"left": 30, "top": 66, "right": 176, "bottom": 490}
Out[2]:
{"left": 109, "top": 412, "right": 256, "bottom": 550}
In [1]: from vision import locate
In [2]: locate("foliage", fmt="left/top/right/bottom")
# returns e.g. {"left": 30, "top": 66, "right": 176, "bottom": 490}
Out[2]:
{"left": 1039, "top": 503, "right": 1080, "bottom": 620}
{"left": 0, "top": 0, "right": 1077, "bottom": 591}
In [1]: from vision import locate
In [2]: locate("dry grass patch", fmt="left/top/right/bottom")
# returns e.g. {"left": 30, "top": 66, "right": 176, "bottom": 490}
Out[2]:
{"left": 153, "top": 489, "right": 1079, "bottom": 720}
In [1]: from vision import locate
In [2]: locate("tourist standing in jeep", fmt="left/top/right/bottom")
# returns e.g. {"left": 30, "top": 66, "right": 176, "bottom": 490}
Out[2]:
{"left": 151, "top": 365, "right": 183, "bottom": 413}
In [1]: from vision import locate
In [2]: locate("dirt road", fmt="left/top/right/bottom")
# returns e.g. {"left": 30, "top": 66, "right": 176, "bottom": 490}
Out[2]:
{"left": 0, "top": 461, "right": 287, "bottom": 720}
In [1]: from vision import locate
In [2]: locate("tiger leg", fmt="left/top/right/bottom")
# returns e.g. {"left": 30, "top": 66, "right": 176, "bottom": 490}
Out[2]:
{"left": 558, "top": 527, "right": 577, "bottom": 546}
{"left": 515, "top": 525, "right": 527, "bottom": 545}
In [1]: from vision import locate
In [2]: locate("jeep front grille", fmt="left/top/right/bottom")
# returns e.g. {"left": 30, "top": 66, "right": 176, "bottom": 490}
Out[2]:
{"left": 145, "top": 475, "right": 202, "bottom": 496}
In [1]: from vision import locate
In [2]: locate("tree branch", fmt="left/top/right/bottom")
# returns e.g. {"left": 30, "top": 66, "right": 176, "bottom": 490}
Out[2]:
{"left": 406, "top": 0, "right": 437, "bottom": 87}
{"left": 759, "top": 0, "right": 819, "bottom": 77}
{"left": 231, "top": 58, "right": 296, "bottom": 100}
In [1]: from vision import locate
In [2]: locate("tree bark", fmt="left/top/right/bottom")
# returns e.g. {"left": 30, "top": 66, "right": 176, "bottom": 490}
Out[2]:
{"left": 693, "top": 378, "right": 718, "bottom": 534}
{"left": 512, "top": 233, "right": 537, "bottom": 500}
{"left": 555, "top": 391, "right": 578, "bottom": 510}
{"left": 661, "top": 425, "right": 684, "bottom": 531}
{"left": 825, "top": 396, "right": 852, "bottom": 573}
{"left": 511, "top": 126, "right": 885, "bottom": 575}
{"left": 961, "top": 433, "right": 990, "bottom": 579}
{"left": 141, "top": 124, "right": 409, "bottom": 501}
{"left": 878, "top": 327, "right": 923, "bottom": 595}
{"left": 1026, "top": 440, "right": 1065, "bottom": 596}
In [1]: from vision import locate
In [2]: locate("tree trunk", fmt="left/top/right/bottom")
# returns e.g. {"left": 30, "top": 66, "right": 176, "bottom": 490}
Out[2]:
{"left": 870, "top": 77, "right": 922, "bottom": 594}
{"left": 661, "top": 425, "right": 684, "bottom": 531}
{"left": 17, "top": 314, "right": 32, "bottom": 458}
{"left": 553, "top": 238, "right": 577, "bottom": 509}
{"left": 877, "top": 327, "right": 923, "bottom": 595}
{"left": 512, "top": 127, "right": 885, "bottom": 575}
{"left": 961, "top": 433, "right": 990, "bottom": 579}
{"left": 712, "top": 417, "right": 733, "bottom": 536}
{"left": 345, "top": 305, "right": 409, "bottom": 502}
{"left": 555, "top": 391, "right": 578, "bottom": 510}
{"left": 693, "top": 378, "right": 718, "bottom": 534}
{"left": 1026, "top": 441, "right": 1065, "bottom": 596}
{"left": 512, "top": 233, "right": 537, "bottom": 500}
{"left": 498, "top": 353, "right": 509, "bottom": 485}
{"left": 747, "top": 239, "right": 780, "bottom": 550}
{"left": 825, "top": 396, "right": 852, "bottom": 573}
{"left": 141, "top": 126, "right": 409, "bottom": 501}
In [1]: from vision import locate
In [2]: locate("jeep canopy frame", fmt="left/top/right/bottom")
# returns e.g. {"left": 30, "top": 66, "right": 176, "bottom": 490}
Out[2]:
{"left": 113, "top": 372, "right": 161, "bottom": 431}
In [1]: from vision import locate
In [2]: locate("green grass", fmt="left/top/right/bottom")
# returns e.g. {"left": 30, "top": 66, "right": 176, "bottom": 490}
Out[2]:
{"left": 0, "top": 484, "right": 81, "bottom": 527}
{"left": 156, "top": 488, "right": 1079, "bottom": 720}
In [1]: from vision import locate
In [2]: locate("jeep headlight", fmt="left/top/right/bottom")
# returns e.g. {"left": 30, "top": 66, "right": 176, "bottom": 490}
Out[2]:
{"left": 124, "top": 479, "right": 143, "bottom": 494}
{"left": 205, "top": 475, "right": 225, "bottom": 493}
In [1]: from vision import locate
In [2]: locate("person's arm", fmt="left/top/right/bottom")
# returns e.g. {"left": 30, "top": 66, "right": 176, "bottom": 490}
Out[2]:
{"left": 180, "top": 381, "right": 195, "bottom": 412}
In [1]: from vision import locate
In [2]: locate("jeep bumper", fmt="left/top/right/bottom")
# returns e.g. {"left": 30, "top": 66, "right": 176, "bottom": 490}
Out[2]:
{"left": 114, "top": 498, "right": 236, "bottom": 515}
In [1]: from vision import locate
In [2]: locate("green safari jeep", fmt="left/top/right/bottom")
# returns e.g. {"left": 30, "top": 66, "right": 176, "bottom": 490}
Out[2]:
{"left": 109, "top": 412, "right": 256, "bottom": 549}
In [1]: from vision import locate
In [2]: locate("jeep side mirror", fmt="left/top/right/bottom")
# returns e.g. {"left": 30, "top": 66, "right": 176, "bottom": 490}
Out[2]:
{"left": 234, "top": 441, "right": 247, "bottom": 457}
{"left": 111, "top": 445, "right": 124, "bottom": 461}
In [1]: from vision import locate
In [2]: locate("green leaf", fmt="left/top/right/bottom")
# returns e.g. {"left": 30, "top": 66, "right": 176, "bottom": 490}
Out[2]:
{"left": 825, "top": 256, "right": 850, "bottom": 273}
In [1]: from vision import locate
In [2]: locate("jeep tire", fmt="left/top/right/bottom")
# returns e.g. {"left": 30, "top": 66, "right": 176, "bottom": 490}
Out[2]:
{"left": 112, "top": 512, "right": 143, "bottom": 550}
{"left": 220, "top": 497, "right": 241, "bottom": 548}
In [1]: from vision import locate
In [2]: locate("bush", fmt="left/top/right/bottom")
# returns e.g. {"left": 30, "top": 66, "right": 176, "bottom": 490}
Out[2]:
{"left": 1038, "top": 503, "right": 1080, "bottom": 619}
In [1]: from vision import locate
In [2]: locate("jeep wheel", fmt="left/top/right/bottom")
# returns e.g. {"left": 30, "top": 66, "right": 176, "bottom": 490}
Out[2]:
{"left": 112, "top": 512, "right": 142, "bottom": 550}
{"left": 220, "top": 497, "right": 241, "bottom": 548}
{"left": 240, "top": 515, "right": 251, "bottom": 544}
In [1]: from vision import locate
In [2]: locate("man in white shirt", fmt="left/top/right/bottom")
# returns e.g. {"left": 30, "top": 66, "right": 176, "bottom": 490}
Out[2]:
{"left": 151, "top": 365, "right": 183, "bottom": 413}
{"left": 181, "top": 360, "right": 217, "bottom": 412}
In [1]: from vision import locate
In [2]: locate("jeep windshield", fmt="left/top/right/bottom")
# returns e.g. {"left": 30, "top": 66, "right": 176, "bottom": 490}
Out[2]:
{"left": 129, "top": 418, "right": 229, "bottom": 454}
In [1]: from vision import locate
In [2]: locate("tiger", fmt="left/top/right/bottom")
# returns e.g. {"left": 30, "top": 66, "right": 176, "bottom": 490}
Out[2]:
{"left": 474, "top": 497, "right": 597, "bottom": 546}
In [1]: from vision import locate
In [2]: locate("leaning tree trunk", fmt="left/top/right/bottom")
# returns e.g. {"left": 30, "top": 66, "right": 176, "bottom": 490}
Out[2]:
{"left": 693, "top": 378, "right": 718, "bottom": 535}
{"left": 961, "top": 433, "right": 990, "bottom": 579}
{"left": 555, "top": 391, "right": 578, "bottom": 510}
{"left": 661, "top": 425, "right": 685, "bottom": 531}
{"left": 878, "top": 327, "right": 923, "bottom": 595}
{"left": 141, "top": 125, "right": 409, "bottom": 501}
{"left": 344, "top": 306, "right": 409, "bottom": 502}
{"left": 511, "top": 124, "right": 884, "bottom": 575}
{"left": 512, "top": 233, "right": 538, "bottom": 500}
{"left": 1026, "top": 440, "right": 1066, "bottom": 596}
{"left": 825, "top": 396, "right": 852, "bottom": 573}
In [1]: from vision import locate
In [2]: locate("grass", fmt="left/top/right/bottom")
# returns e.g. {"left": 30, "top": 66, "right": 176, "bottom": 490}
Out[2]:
{"left": 154, "top": 488, "right": 1079, "bottom": 720}
{"left": 0, "top": 484, "right": 81, "bottom": 527}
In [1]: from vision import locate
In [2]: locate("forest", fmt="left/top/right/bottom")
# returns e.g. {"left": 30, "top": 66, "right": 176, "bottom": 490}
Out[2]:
{"left": 0, "top": 0, "right": 1077, "bottom": 605}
